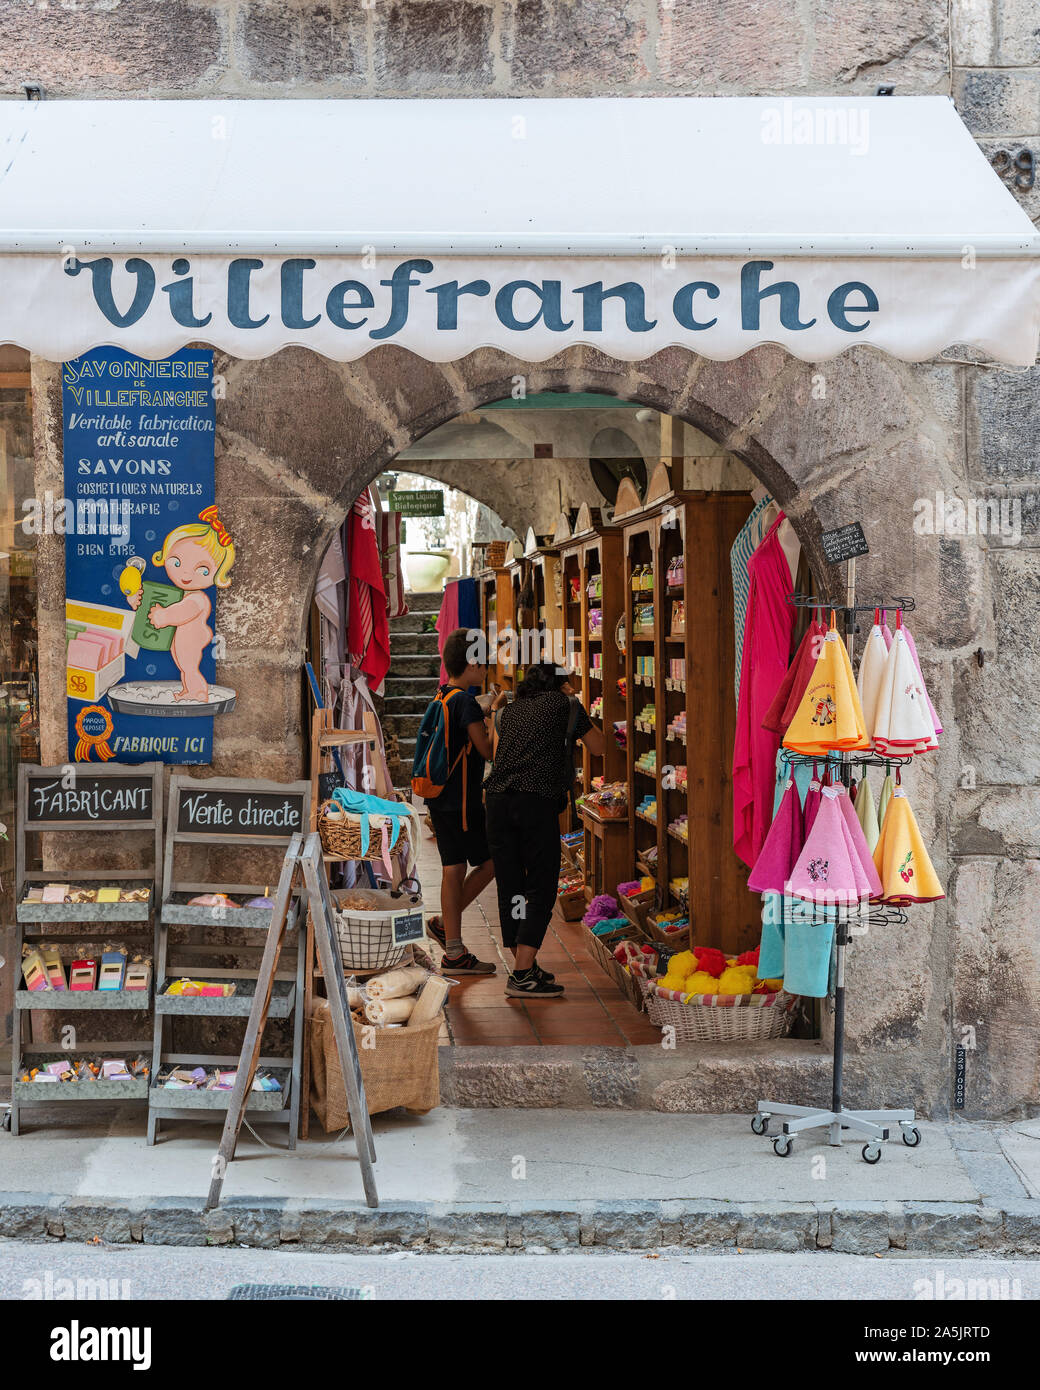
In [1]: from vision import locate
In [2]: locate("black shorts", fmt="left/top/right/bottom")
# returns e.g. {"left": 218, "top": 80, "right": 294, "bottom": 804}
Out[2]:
{"left": 428, "top": 797, "right": 490, "bottom": 869}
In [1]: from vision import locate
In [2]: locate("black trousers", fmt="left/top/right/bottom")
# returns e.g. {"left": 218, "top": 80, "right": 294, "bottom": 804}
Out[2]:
{"left": 485, "top": 792, "right": 562, "bottom": 952}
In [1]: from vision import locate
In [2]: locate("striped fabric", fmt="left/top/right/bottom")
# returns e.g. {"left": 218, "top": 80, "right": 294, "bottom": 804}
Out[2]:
{"left": 730, "top": 495, "right": 774, "bottom": 706}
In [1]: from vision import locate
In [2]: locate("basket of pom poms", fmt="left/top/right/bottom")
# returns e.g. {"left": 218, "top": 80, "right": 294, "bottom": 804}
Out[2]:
{"left": 616, "top": 877, "right": 655, "bottom": 932}
{"left": 557, "top": 869, "right": 588, "bottom": 921}
{"left": 634, "top": 946, "right": 795, "bottom": 1042}
{"left": 642, "top": 908, "right": 691, "bottom": 947}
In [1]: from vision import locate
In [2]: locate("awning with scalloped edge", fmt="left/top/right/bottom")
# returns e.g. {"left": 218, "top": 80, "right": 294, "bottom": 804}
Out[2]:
{"left": 1, "top": 96, "right": 1037, "bottom": 365}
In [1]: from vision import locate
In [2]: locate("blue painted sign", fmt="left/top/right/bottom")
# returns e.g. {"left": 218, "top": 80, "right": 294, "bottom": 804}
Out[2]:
{"left": 61, "top": 347, "right": 232, "bottom": 764}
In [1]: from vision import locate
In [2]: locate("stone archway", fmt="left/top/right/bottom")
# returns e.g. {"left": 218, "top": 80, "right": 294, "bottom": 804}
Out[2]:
{"left": 30, "top": 339, "right": 1023, "bottom": 1117}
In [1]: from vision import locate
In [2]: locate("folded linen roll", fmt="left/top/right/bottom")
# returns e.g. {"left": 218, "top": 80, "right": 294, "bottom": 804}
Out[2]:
{"left": 364, "top": 995, "right": 416, "bottom": 1026}
{"left": 366, "top": 965, "right": 428, "bottom": 1000}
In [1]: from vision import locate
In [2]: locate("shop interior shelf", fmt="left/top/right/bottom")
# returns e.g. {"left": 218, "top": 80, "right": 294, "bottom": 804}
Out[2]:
{"left": 17, "top": 883, "right": 152, "bottom": 923}
{"left": 155, "top": 977, "right": 296, "bottom": 1018}
{"left": 161, "top": 887, "right": 298, "bottom": 931}
{"left": 14, "top": 988, "right": 152, "bottom": 1011}
{"left": 149, "top": 1067, "right": 290, "bottom": 1111}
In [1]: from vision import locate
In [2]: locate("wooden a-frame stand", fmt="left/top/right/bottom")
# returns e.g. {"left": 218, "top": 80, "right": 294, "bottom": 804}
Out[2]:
{"left": 206, "top": 831, "right": 378, "bottom": 1209}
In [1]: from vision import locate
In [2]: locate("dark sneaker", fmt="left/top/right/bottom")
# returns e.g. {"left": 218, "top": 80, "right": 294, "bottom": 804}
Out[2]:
{"left": 441, "top": 951, "right": 496, "bottom": 976}
{"left": 533, "top": 963, "right": 556, "bottom": 983}
{"left": 506, "top": 969, "right": 565, "bottom": 998}
{"left": 426, "top": 915, "right": 447, "bottom": 951}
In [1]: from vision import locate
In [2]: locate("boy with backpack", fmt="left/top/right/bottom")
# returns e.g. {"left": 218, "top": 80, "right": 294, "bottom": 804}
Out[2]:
{"left": 412, "top": 627, "right": 503, "bottom": 974}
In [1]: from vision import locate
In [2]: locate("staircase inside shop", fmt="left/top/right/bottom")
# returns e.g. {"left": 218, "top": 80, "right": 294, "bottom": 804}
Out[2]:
{"left": 383, "top": 590, "right": 441, "bottom": 793}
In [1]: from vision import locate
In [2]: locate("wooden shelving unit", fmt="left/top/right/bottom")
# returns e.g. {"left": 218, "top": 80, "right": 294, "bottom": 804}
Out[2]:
{"left": 613, "top": 464, "right": 759, "bottom": 955}
{"left": 149, "top": 774, "right": 311, "bottom": 1145}
{"left": 8, "top": 762, "right": 163, "bottom": 1134}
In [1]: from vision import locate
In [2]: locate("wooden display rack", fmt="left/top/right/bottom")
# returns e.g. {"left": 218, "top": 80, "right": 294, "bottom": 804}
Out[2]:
{"left": 149, "top": 774, "right": 311, "bottom": 1145}
{"left": 557, "top": 503, "right": 629, "bottom": 898}
{"left": 7, "top": 762, "right": 163, "bottom": 1134}
{"left": 615, "top": 464, "right": 757, "bottom": 955}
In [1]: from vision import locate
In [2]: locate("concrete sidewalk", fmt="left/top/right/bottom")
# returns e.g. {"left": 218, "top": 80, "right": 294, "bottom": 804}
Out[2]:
{"left": 2, "top": 1106, "right": 1039, "bottom": 1255}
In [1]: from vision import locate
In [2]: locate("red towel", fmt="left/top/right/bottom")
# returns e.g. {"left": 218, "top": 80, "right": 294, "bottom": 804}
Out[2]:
{"left": 347, "top": 491, "right": 391, "bottom": 692}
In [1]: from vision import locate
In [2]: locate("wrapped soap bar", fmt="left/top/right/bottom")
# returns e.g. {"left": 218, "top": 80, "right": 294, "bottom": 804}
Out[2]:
{"left": 98, "top": 945, "right": 128, "bottom": 991}
{"left": 96, "top": 886, "right": 121, "bottom": 903}
{"left": 41, "top": 883, "right": 70, "bottom": 904}
{"left": 125, "top": 956, "right": 152, "bottom": 991}
{"left": 101, "top": 1059, "right": 131, "bottom": 1080}
{"left": 41, "top": 945, "right": 67, "bottom": 990}
{"left": 20, "top": 945, "right": 52, "bottom": 992}
{"left": 69, "top": 957, "right": 97, "bottom": 990}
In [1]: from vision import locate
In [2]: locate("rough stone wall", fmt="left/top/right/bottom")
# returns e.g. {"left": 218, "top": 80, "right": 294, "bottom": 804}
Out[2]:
{"left": 5, "top": 0, "right": 952, "bottom": 98}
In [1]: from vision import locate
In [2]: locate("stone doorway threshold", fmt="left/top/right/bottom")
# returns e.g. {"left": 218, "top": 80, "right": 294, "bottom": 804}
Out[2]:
{"left": 439, "top": 1039, "right": 833, "bottom": 1111}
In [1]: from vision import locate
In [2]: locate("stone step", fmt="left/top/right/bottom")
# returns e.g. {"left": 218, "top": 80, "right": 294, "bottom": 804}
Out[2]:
{"left": 381, "top": 711, "right": 423, "bottom": 738}
{"left": 404, "top": 591, "right": 442, "bottom": 613}
{"left": 388, "top": 654, "right": 441, "bottom": 678}
{"left": 390, "top": 616, "right": 440, "bottom": 641}
{"left": 384, "top": 676, "right": 437, "bottom": 701}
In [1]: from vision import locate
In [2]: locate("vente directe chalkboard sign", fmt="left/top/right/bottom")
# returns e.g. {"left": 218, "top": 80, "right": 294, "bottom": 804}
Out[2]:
{"left": 176, "top": 786, "right": 308, "bottom": 837}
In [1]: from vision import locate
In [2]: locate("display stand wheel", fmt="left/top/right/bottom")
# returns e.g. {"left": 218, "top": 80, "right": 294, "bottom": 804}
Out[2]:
{"left": 773, "top": 1135, "right": 793, "bottom": 1157}
{"left": 751, "top": 1113, "right": 768, "bottom": 1135}
{"left": 861, "top": 1143, "right": 882, "bottom": 1164}
{"left": 1, "top": 1110, "right": 11, "bottom": 1132}
{"left": 901, "top": 1125, "right": 921, "bottom": 1147}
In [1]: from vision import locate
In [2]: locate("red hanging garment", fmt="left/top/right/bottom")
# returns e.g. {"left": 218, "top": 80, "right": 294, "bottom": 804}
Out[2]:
{"left": 761, "top": 615, "right": 826, "bottom": 735}
{"left": 732, "top": 514, "right": 797, "bottom": 867}
{"left": 346, "top": 490, "right": 391, "bottom": 693}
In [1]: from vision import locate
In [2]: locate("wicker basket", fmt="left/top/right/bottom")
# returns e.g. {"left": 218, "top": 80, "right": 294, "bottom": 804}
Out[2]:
{"left": 642, "top": 914, "right": 692, "bottom": 948}
{"left": 586, "top": 928, "right": 648, "bottom": 1012}
{"left": 318, "top": 800, "right": 413, "bottom": 863}
{"left": 331, "top": 887, "right": 423, "bottom": 971}
{"left": 635, "top": 968, "right": 796, "bottom": 1042}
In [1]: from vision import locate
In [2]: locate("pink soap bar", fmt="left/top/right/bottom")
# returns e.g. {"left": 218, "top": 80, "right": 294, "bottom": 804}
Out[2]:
{"left": 67, "top": 636, "right": 105, "bottom": 671}
{"left": 88, "top": 631, "right": 118, "bottom": 663}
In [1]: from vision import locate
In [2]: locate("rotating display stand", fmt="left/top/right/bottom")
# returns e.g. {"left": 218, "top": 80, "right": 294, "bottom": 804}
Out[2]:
{"left": 753, "top": 578, "right": 925, "bottom": 1163}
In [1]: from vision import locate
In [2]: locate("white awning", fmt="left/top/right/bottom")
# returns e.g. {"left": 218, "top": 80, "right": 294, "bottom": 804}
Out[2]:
{"left": 2, "top": 96, "right": 1038, "bottom": 365}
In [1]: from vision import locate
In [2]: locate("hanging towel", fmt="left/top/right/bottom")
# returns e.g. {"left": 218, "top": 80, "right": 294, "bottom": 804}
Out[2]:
{"left": 872, "top": 787, "right": 945, "bottom": 905}
{"left": 749, "top": 778, "right": 805, "bottom": 895}
{"left": 871, "top": 621, "right": 938, "bottom": 756}
{"left": 346, "top": 491, "right": 391, "bottom": 694}
{"left": 856, "top": 613, "right": 889, "bottom": 737}
{"left": 854, "top": 770, "right": 881, "bottom": 853}
{"left": 762, "top": 616, "right": 827, "bottom": 735}
{"left": 783, "top": 618, "right": 870, "bottom": 755}
{"left": 803, "top": 763, "right": 823, "bottom": 837}
{"left": 835, "top": 784, "right": 883, "bottom": 899}
{"left": 376, "top": 509, "right": 408, "bottom": 620}
{"left": 788, "top": 787, "right": 871, "bottom": 905}
{"left": 901, "top": 621, "right": 942, "bottom": 737}
{"left": 732, "top": 513, "right": 796, "bottom": 867}
{"left": 435, "top": 582, "right": 462, "bottom": 686}
{"left": 878, "top": 769, "right": 895, "bottom": 828}
{"left": 730, "top": 495, "right": 774, "bottom": 705}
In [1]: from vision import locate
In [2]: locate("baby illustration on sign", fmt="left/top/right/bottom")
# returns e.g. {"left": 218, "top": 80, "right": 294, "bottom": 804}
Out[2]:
{"left": 124, "top": 507, "right": 235, "bottom": 702}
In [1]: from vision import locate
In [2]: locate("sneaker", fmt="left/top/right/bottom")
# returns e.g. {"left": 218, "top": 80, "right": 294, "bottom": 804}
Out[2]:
{"left": 533, "top": 962, "right": 556, "bottom": 983}
{"left": 426, "top": 915, "right": 447, "bottom": 951}
{"left": 441, "top": 951, "right": 496, "bottom": 976}
{"left": 506, "top": 969, "right": 565, "bottom": 998}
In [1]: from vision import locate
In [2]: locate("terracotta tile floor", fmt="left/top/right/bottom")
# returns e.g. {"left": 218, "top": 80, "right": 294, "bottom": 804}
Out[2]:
{"left": 414, "top": 818, "right": 661, "bottom": 1047}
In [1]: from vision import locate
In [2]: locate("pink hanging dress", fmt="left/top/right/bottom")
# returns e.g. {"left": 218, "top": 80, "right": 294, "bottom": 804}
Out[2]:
{"left": 732, "top": 513, "right": 797, "bottom": 867}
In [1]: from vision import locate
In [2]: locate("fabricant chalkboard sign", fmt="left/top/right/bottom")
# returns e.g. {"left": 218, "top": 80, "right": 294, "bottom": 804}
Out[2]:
{"left": 175, "top": 785, "right": 308, "bottom": 838}
{"left": 23, "top": 768, "right": 155, "bottom": 825}
{"left": 821, "top": 522, "right": 869, "bottom": 565}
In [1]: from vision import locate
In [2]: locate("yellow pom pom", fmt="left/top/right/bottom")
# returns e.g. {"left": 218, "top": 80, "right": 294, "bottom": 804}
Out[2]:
{"left": 759, "top": 978, "right": 784, "bottom": 992}
{"left": 718, "top": 967, "right": 754, "bottom": 995}
{"left": 658, "top": 974, "right": 687, "bottom": 994}
{"left": 685, "top": 971, "right": 719, "bottom": 995}
{"left": 667, "top": 950, "right": 698, "bottom": 980}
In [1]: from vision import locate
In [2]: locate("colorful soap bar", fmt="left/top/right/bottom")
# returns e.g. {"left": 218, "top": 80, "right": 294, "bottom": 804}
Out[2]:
{"left": 98, "top": 951, "right": 127, "bottom": 991}
{"left": 69, "top": 958, "right": 97, "bottom": 991}
{"left": 41, "top": 946, "right": 67, "bottom": 990}
{"left": 21, "top": 947, "right": 52, "bottom": 992}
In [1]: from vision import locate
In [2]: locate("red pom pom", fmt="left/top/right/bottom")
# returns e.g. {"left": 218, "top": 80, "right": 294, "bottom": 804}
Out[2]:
{"left": 737, "top": 947, "right": 760, "bottom": 967}
{"left": 691, "top": 946, "right": 726, "bottom": 978}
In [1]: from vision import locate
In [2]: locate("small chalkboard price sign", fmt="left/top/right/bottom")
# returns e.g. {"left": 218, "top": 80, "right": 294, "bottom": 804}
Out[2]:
{"left": 391, "top": 909, "right": 427, "bottom": 947}
{"left": 176, "top": 784, "right": 308, "bottom": 838}
{"left": 821, "top": 522, "right": 869, "bottom": 566}
{"left": 24, "top": 769, "right": 155, "bottom": 824}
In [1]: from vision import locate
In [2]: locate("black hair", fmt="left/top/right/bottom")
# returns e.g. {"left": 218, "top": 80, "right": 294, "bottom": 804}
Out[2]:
{"left": 516, "top": 662, "right": 567, "bottom": 698}
{"left": 443, "top": 627, "right": 485, "bottom": 679}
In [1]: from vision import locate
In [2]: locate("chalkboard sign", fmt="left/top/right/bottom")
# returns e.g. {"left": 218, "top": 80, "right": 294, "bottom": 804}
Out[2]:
{"left": 391, "top": 909, "right": 426, "bottom": 947}
{"left": 25, "top": 771, "right": 154, "bottom": 824}
{"left": 176, "top": 785, "right": 307, "bottom": 838}
{"left": 821, "top": 522, "right": 869, "bottom": 565}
